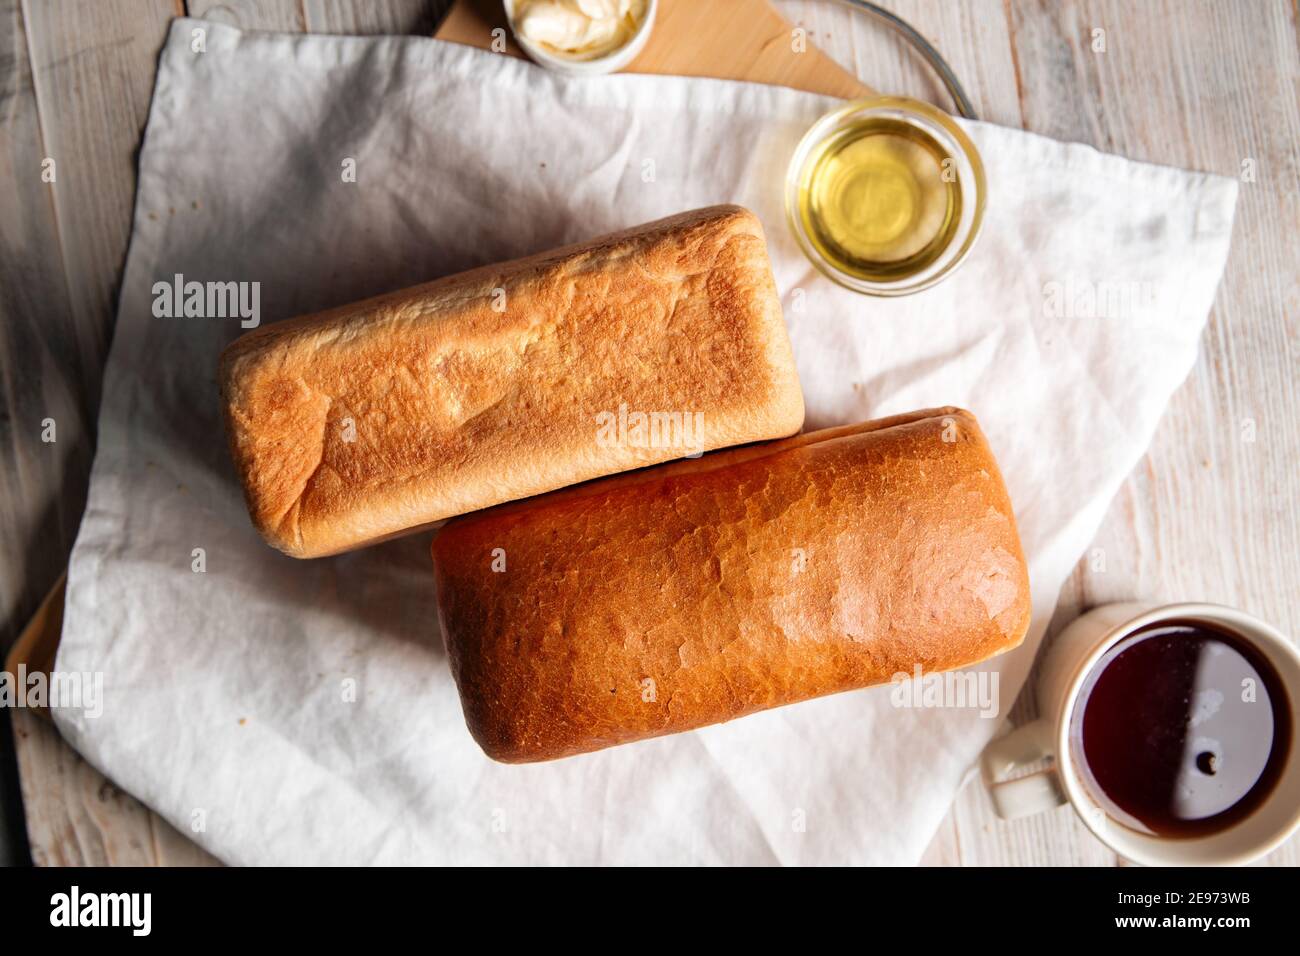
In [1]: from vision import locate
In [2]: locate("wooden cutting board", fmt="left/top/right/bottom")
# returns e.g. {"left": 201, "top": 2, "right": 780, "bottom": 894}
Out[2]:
{"left": 4, "top": 573, "right": 64, "bottom": 722}
{"left": 7, "top": 0, "right": 871, "bottom": 723}
{"left": 434, "top": 0, "right": 872, "bottom": 97}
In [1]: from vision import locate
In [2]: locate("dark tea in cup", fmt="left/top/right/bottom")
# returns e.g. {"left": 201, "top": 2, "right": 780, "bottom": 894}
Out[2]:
{"left": 1071, "top": 620, "right": 1293, "bottom": 837}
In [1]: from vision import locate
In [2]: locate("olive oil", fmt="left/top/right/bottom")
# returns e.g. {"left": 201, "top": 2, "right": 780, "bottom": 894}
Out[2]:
{"left": 796, "top": 117, "right": 962, "bottom": 283}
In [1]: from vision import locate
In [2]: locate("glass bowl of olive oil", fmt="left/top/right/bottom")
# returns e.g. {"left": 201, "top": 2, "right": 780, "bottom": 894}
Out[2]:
{"left": 786, "top": 96, "right": 986, "bottom": 296}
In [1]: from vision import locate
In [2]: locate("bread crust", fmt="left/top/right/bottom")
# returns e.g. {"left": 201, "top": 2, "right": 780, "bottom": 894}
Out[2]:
{"left": 219, "top": 205, "right": 804, "bottom": 557}
{"left": 433, "top": 407, "right": 1031, "bottom": 763}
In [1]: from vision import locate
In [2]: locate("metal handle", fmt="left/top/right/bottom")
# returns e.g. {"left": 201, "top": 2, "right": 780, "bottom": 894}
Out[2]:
{"left": 833, "top": 0, "right": 979, "bottom": 120}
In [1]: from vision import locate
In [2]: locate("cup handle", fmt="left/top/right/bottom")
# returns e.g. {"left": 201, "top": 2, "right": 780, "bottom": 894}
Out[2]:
{"left": 980, "top": 719, "right": 1067, "bottom": 820}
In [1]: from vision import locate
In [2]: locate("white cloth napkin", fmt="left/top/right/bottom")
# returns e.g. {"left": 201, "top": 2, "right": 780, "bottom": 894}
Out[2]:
{"left": 54, "top": 18, "right": 1237, "bottom": 865}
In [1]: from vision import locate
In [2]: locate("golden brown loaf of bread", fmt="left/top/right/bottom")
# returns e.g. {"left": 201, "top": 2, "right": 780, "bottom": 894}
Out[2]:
{"left": 219, "top": 205, "right": 804, "bottom": 558}
{"left": 433, "top": 407, "right": 1031, "bottom": 763}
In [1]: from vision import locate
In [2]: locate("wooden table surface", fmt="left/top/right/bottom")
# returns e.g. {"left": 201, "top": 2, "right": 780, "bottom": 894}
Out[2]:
{"left": 2, "top": 0, "right": 1297, "bottom": 866}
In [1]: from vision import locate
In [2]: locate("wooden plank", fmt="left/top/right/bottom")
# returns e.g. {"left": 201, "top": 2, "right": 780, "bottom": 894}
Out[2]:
{"left": 435, "top": 0, "right": 870, "bottom": 98}
{"left": 188, "top": 0, "right": 451, "bottom": 35}
{"left": 14, "top": 709, "right": 222, "bottom": 866}
{"left": 183, "top": 0, "right": 306, "bottom": 32}
{"left": 775, "top": 0, "right": 1021, "bottom": 124}
{"left": 781, "top": 0, "right": 1300, "bottom": 867}
{"left": 19, "top": 0, "right": 180, "bottom": 409}
{"left": 11, "top": 0, "right": 1300, "bottom": 869}
{"left": 3, "top": 574, "right": 65, "bottom": 721}
{"left": 940, "top": 0, "right": 1300, "bottom": 867}
{"left": 10, "top": 0, "right": 457, "bottom": 869}
{"left": 0, "top": 0, "right": 86, "bottom": 653}
{"left": 7, "top": 0, "right": 205, "bottom": 867}
{"left": 303, "top": 0, "right": 447, "bottom": 34}
{"left": 0, "top": 0, "right": 87, "bottom": 865}
{"left": 917, "top": 806, "right": 963, "bottom": 866}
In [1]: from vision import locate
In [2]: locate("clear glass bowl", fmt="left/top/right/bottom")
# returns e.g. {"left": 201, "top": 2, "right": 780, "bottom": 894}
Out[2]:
{"left": 785, "top": 96, "right": 987, "bottom": 296}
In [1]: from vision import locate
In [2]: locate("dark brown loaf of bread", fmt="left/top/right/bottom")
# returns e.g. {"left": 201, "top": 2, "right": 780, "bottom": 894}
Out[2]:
{"left": 432, "top": 407, "right": 1031, "bottom": 763}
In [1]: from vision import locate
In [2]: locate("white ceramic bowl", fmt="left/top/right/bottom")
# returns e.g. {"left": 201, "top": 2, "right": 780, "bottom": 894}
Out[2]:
{"left": 504, "top": 0, "right": 657, "bottom": 77}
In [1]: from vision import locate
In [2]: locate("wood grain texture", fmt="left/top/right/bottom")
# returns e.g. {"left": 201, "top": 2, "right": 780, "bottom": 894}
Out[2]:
{"left": 3, "top": 574, "right": 65, "bottom": 718}
{"left": 1, "top": 0, "right": 177, "bottom": 633}
{"left": 0, "top": 0, "right": 71, "bottom": 868}
{"left": 13, "top": 709, "right": 221, "bottom": 866}
{"left": 6, "top": 0, "right": 458, "bottom": 870}
{"left": 1005, "top": 0, "right": 1300, "bottom": 869}
{"left": 3, "top": 0, "right": 195, "bottom": 867}
{"left": 774, "top": 0, "right": 1300, "bottom": 867}
{"left": 188, "top": 0, "right": 447, "bottom": 34}
{"left": 19, "top": 0, "right": 179, "bottom": 403}
{"left": 7, "top": 0, "right": 1299, "bottom": 867}
{"left": 0, "top": 0, "right": 84, "bottom": 651}
{"left": 777, "top": 0, "right": 1022, "bottom": 123}
{"left": 303, "top": 0, "right": 444, "bottom": 35}
{"left": 183, "top": 0, "right": 306, "bottom": 32}
{"left": 435, "top": 0, "right": 869, "bottom": 97}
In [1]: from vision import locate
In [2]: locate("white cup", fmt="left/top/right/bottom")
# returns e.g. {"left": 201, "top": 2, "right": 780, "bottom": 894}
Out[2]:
{"left": 981, "top": 602, "right": 1300, "bottom": 865}
{"left": 503, "top": 0, "right": 658, "bottom": 77}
